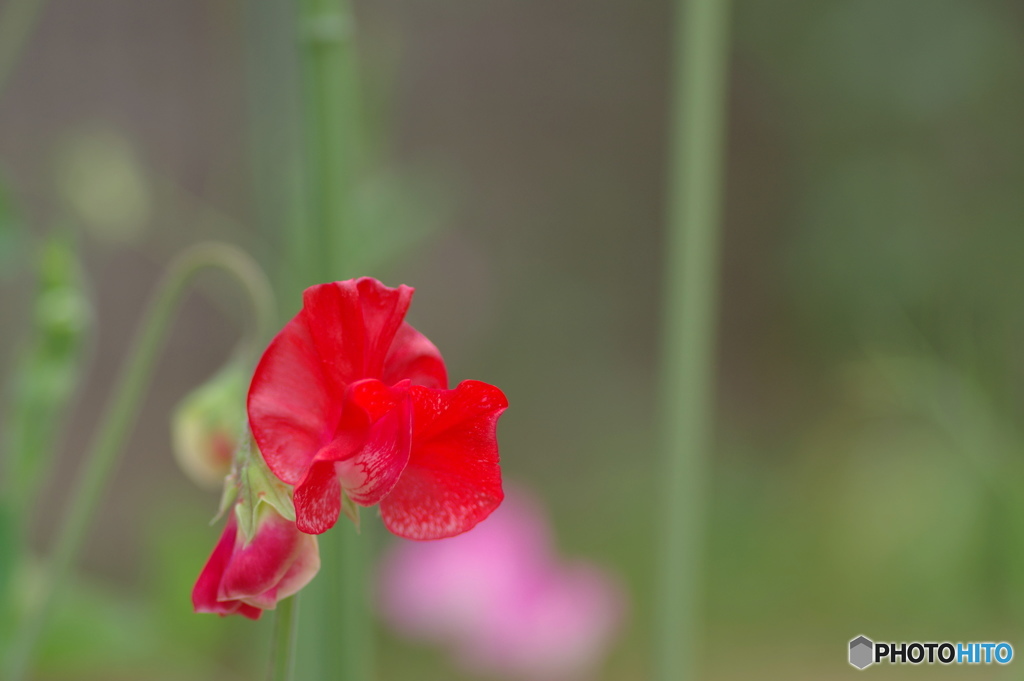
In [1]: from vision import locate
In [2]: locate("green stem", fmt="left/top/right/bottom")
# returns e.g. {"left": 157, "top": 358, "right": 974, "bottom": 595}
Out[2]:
{"left": 655, "top": 0, "right": 731, "bottom": 680}
{"left": 296, "top": 0, "right": 360, "bottom": 283}
{"left": 269, "top": 595, "right": 300, "bottom": 681}
{"left": 339, "top": 525, "right": 371, "bottom": 678}
{"left": 293, "top": 0, "right": 370, "bottom": 679}
{"left": 4, "top": 242, "right": 275, "bottom": 681}
{"left": 0, "top": 0, "right": 49, "bottom": 100}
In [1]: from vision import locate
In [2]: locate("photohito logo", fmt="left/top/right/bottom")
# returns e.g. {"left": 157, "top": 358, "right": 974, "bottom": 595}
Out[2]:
{"left": 848, "top": 635, "right": 1013, "bottom": 669}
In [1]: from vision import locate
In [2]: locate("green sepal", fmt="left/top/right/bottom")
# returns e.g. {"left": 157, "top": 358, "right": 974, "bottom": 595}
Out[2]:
{"left": 234, "top": 437, "right": 295, "bottom": 543}
{"left": 211, "top": 470, "right": 238, "bottom": 526}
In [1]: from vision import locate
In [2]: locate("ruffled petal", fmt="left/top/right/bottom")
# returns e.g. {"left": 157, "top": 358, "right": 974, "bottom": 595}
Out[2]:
{"left": 336, "top": 382, "right": 413, "bottom": 507}
{"left": 301, "top": 279, "right": 414, "bottom": 382}
{"left": 383, "top": 323, "right": 448, "bottom": 389}
{"left": 380, "top": 381, "right": 507, "bottom": 540}
{"left": 248, "top": 315, "right": 338, "bottom": 485}
{"left": 293, "top": 379, "right": 414, "bottom": 532}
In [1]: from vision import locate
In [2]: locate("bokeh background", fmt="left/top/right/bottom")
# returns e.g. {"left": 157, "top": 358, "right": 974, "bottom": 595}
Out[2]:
{"left": 2, "top": 0, "right": 1024, "bottom": 678}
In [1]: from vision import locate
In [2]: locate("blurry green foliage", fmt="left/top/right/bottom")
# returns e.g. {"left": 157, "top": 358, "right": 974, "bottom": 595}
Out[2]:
{"left": 790, "top": 151, "right": 949, "bottom": 328}
{"left": 805, "top": 0, "right": 1016, "bottom": 120}
{"left": 0, "top": 234, "right": 93, "bottom": 660}
{"left": 2, "top": 235, "right": 93, "bottom": 512}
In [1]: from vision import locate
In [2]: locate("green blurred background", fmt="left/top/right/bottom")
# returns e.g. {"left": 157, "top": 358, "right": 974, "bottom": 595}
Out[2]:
{"left": 2, "top": 0, "right": 1024, "bottom": 678}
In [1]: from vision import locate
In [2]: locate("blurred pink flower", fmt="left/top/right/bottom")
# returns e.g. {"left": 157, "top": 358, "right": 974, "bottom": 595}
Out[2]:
{"left": 379, "top": 489, "right": 625, "bottom": 680}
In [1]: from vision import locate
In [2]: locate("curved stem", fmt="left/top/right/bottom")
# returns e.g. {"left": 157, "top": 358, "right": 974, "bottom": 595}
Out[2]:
{"left": 269, "top": 595, "right": 300, "bottom": 681}
{"left": 655, "top": 0, "right": 731, "bottom": 679}
{"left": 4, "top": 242, "right": 275, "bottom": 681}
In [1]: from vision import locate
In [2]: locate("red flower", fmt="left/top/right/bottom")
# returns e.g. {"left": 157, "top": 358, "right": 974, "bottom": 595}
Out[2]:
{"left": 193, "top": 506, "right": 320, "bottom": 619}
{"left": 248, "top": 278, "right": 506, "bottom": 539}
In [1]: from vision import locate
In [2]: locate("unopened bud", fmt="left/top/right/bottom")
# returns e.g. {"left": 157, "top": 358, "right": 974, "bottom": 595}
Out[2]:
{"left": 172, "top": 362, "right": 247, "bottom": 488}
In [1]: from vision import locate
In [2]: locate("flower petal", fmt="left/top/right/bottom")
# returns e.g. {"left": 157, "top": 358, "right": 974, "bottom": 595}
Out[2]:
{"left": 236, "top": 603, "right": 263, "bottom": 619}
{"left": 380, "top": 380, "right": 507, "bottom": 540}
{"left": 383, "top": 323, "right": 448, "bottom": 389}
{"left": 220, "top": 507, "right": 309, "bottom": 607}
{"left": 300, "top": 278, "right": 414, "bottom": 382}
{"left": 293, "top": 379, "right": 414, "bottom": 532}
{"left": 274, "top": 533, "right": 321, "bottom": 601}
{"left": 192, "top": 514, "right": 240, "bottom": 616}
{"left": 248, "top": 314, "right": 338, "bottom": 485}
{"left": 294, "top": 460, "right": 342, "bottom": 535}
{"left": 337, "top": 385, "right": 412, "bottom": 507}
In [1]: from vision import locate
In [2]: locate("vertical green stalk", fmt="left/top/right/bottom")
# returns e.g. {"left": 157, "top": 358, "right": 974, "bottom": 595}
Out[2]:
{"left": 296, "top": 0, "right": 359, "bottom": 283}
{"left": 655, "top": 0, "right": 731, "bottom": 680}
{"left": 294, "top": 1, "right": 371, "bottom": 679}
{"left": 269, "top": 595, "right": 300, "bottom": 681}
{"left": 243, "top": 0, "right": 301, "bottom": 271}
{"left": 4, "top": 243, "right": 275, "bottom": 681}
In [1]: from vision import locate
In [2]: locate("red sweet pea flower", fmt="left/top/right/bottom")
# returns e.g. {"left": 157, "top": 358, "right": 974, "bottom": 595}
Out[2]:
{"left": 248, "top": 278, "right": 506, "bottom": 540}
{"left": 193, "top": 506, "right": 320, "bottom": 620}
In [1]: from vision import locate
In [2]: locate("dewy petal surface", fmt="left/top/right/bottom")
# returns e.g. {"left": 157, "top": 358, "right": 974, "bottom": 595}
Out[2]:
{"left": 380, "top": 380, "right": 507, "bottom": 540}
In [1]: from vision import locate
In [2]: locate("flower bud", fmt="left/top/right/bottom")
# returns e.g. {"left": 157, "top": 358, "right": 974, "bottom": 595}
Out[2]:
{"left": 192, "top": 503, "right": 319, "bottom": 620}
{"left": 193, "top": 435, "right": 317, "bottom": 619}
{"left": 172, "top": 362, "right": 247, "bottom": 488}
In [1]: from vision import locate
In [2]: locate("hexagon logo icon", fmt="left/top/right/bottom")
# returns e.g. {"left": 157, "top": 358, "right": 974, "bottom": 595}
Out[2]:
{"left": 850, "top": 635, "right": 874, "bottom": 669}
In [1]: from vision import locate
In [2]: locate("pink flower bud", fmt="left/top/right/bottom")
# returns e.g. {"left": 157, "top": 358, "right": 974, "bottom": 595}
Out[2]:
{"left": 192, "top": 504, "right": 319, "bottom": 619}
